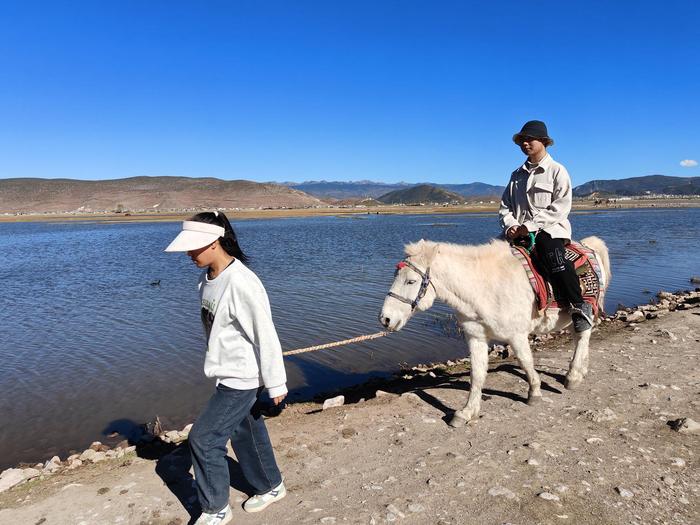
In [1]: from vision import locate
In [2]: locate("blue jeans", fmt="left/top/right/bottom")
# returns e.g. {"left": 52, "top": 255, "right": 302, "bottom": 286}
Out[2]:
{"left": 189, "top": 385, "right": 283, "bottom": 513}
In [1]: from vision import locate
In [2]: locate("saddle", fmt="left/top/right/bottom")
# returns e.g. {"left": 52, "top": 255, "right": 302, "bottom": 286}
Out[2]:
{"left": 510, "top": 241, "right": 603, "bottom": 316}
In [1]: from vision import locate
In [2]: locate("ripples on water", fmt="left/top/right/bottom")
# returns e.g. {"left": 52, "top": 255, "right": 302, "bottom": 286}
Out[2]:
{"left": 1, "top": 208, "right": 698, "bottom": 468}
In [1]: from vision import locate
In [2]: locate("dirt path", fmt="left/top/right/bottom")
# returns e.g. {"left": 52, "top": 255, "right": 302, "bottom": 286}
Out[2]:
{"left": 1, "top": 307, "right": 698, "bottom": 525}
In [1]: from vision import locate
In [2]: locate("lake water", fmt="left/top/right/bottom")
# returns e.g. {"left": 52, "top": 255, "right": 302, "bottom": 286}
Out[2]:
{"left": 1, "top": 208, "right": 699, "bottom": 469}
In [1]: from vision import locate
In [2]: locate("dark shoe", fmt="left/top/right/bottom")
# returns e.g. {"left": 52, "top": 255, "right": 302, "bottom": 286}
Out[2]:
{"left": 570, "top": 302, "right": 594, "bottom": 332}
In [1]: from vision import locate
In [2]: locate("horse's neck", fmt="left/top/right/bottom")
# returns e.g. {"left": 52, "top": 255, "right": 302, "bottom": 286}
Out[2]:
{"left": 430, "top": 246, "right": 498, "bottom": 315}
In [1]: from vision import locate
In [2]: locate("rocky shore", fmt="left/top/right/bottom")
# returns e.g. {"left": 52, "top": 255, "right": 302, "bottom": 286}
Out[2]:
{"left": 1, "top": 290, "right": 698, "bottom": 524}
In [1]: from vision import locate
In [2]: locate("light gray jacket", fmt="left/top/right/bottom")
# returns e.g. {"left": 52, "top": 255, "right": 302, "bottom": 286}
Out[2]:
{"left": 498, "top": 154, "right": 573, "bottom": 240}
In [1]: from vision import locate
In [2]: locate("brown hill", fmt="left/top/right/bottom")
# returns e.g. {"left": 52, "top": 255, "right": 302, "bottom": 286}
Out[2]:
{"left": 0, "top": 177, "right": 323, "bottom": 213}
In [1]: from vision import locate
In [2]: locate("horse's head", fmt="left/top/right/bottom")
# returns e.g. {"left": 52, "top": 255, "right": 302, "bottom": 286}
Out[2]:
{"left": 379, "top": 240, "right": 438, "bottom": 331}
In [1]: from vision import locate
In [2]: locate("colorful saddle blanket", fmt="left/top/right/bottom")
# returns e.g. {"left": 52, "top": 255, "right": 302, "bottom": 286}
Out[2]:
{"left": 511, "top": 241, "right": 604, "bottom": 316}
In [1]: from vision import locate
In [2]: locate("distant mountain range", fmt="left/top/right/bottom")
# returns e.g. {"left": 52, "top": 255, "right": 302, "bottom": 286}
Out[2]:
{"left": 573, "top": 175, "right": 700, "bottom": 197}
{"left": 0, "top": 177, "right": 321, "bottom": 213}
{"left": 285, "top": 180, "right": 411, "bottom": 199}
{"left": 290, "top": 175, "right": 700, "bottom": 200}
{"left": 377, "top": 184, "right": 466, "bottom": 204}
{"left": 1, "top": 174, "right": 697, "bottom": 214}
{"left": 286, "top": 180, "right": 504, "bottom": 199}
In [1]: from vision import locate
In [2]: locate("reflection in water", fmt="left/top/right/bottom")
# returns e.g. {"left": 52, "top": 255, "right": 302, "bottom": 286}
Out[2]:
{"left": 0, "top": 208, "right": 698, "bottom": 468}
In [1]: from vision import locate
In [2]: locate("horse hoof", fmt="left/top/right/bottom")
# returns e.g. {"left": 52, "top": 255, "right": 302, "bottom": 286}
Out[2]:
{"left": 564, "top": 377, "right": 582, "bottom": 390}
{"left": 527, "top": 395, "right": 542, "bottom": 406}
{"left": 448, "top": 415, "right": 468, "bottom": 428}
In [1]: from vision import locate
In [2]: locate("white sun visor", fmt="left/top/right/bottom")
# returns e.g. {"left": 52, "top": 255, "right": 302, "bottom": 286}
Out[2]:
{"left": 164, "top": 221, "right": 225, "bottom": 252}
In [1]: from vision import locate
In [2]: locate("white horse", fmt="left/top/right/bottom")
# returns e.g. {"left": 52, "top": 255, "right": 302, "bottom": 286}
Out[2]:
{"left": 379, "top": 237, "right": 611, "bottom": 428}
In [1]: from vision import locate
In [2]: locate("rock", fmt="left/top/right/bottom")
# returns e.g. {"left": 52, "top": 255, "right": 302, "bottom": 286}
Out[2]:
{"left": 341, "top": 427, "right": 358, "bottom": 438}
{"left": 488, "top": 486, "right": 516, "bottom": 499}
{"left": 375, "top": 389, "right": 397, "bottom": 398}
{"left": 115, "top": 440, "right": 130, "bottom": 449}
{"left": 580, "top": 408, "right": 617, "bottom": 422}
{"left": 43, "top": 456, "right": 62, "bottom": 473}
{"left": 661, "top": 476, "right": 676, "bottom": 486}
{"left": 585, "top": 437, "right": 604, "bottom": 444}
{"left": 67, "top": 458, "right": 83, "bottom": 470}
{"left": 160, "top": 429, "right": 189, "bottom": 444}
{"left": 669, "top": 417, "right": 700, "bottom": 434}
{"left": 0, "top": 469, "right": 26, "bottom": 493}
{"left": 538, "top": 492, "right": 560, "bottom": 501}
{"left": 525, "top": 442, "right": 542, "bottom": 450}
{"left": 320, "top": 518, "right": 336, "bottom": 524}
{"left": 659, "top": 329, "right": 678, "bottom": 341}
{"left": 89, "top": 441, "right": 103, "bottom": 451}
{"left": 322, "top": 395, "right": 345, "bottom": 410}
{"left": 386, "top": 504, "right": 405, "bottom": 518}
{"left": 616, "top": 487, "right": 634, "bottom": 498}
{"left": 182, "top": 423, "right": 193, "bottom": 433}
{"left": 22, "top": 468, "right": 41, "bottom": 482}
{"left": 690, "top": 276, "right": 700, "bottom": 284}
{"left": 92, "top": 452, "right": 107, "bottom": 463}
{"left": 671, "top": 457, "right": 686, "bottom": 467}
{"left": 407, "top": 503, "right": 425, "bottom": 513}
{"left": 626, "top": 311, "right": 646, "bottom": 323}
{"left": 79, "top": 449, "right": 97, "bottom": 462}
{"left": 526, "top": 458, "right": 540, "bottom": 466}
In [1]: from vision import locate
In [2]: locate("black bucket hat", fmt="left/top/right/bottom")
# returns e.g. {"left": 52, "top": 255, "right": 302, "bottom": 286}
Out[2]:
{"left": 513, "top": 120, "right": 554, "bottom": 146}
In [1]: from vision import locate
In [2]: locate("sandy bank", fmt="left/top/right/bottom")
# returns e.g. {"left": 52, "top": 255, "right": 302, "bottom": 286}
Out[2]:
{"left": 1, "top": 296, "right": 698, "bottom": 525}
{"left": 1, "top": 199, "right": 699, "bottom": 224}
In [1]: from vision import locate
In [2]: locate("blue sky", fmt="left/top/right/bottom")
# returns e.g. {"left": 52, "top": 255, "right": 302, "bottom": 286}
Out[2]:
{"left": 0, "top": 1, "right": 698, "bottom": 186}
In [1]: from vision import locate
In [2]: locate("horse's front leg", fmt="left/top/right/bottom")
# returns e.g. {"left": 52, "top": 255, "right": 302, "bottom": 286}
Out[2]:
{"left": 510, "top": 334, "right": 542, "bottom": 404}
{"left": 449, "top": 337, "right": 488, "bottom": 428}
{"left": 564, "top": 328, "right": 591, "bottom": 389}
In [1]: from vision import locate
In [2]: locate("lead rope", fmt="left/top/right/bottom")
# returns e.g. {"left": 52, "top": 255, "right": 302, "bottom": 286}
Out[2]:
{"left": 283, "top": 331, "right": 390, "bottom": 357}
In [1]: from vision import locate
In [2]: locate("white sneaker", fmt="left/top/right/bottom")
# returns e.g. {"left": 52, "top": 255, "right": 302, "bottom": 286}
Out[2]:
{"left": 194, "top": 504, "right": 232, "bottom": 525}
{"left": 243, "top": 482, "right": 287, "bottom": 513}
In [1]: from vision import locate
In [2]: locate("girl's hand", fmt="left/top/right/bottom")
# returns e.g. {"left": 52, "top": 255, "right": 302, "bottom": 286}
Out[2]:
{"left": 271, "top": 394, "right": 287, "bottom": 406}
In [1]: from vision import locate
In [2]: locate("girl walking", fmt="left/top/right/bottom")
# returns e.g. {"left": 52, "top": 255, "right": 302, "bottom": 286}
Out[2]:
{"left": 165, "top": 211, "right": 287, "bottom": 525}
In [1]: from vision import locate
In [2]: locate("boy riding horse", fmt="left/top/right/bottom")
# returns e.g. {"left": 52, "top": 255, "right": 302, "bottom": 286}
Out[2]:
{"left": 499, "top": 120, "right": 593, "bottom": 332}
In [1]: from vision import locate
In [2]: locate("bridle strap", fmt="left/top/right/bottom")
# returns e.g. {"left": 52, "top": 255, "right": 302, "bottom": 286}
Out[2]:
{"left": 386, "top": 259, "right": 433, "bottom": 311}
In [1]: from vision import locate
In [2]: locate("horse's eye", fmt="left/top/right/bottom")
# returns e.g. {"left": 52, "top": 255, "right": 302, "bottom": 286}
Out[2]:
{"left": 406, "top": 279, "right": 416, "bottom": 285}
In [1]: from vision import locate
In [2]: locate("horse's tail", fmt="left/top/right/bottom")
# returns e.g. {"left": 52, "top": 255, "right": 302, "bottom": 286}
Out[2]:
{"left": 580, "top": 236, "right": 611, "bottom": 317}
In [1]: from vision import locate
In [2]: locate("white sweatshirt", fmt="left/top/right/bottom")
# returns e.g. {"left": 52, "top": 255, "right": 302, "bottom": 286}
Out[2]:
{"left": 198, "top": 259, "right": 287, "bottom": 398}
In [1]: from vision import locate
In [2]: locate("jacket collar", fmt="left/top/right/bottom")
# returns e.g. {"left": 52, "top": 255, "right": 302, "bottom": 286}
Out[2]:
{"left": 521, "top": 153, "right": 552, "bottom": 174}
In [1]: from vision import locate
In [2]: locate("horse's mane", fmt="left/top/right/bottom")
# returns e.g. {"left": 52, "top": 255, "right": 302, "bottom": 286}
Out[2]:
{"left": 404, "top": 238, "right": 510, "bottom": 265}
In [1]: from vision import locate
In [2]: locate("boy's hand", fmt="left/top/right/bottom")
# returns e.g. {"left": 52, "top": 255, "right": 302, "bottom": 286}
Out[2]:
{"left": 506, "top": 225, "right": 529, "bottom": 240}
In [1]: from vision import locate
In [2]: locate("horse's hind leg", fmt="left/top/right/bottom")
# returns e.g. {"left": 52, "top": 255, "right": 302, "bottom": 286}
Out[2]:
{"left": 565, "top": 328, "right": 591, "bottom": 390}
{"left": 510, "top": 334, "right": 542, "bottom": 404}
{"left": 449, "top": 338, "right": 488, "bottom": 428}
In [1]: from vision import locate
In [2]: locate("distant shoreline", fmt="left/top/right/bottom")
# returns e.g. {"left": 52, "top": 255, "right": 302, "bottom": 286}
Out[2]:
{"left": 1, "top": 198, "right": 699, "bottom": 224}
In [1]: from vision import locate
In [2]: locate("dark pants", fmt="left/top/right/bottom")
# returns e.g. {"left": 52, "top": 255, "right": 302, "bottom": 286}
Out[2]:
{"left": 189, "top": 385, "right": 283, "bottom": 513}
{"left": 533, "top": 231, "right": 583, "bottom": 307}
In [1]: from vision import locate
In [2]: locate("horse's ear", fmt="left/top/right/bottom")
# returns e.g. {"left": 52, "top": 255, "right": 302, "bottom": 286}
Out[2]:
{"left": 423, "top": 241, "right": 439, "bottom": 264}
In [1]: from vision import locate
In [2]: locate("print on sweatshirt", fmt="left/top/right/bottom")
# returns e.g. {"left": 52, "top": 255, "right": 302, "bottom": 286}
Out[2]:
{"left": 200, "top": 297, "right": 217, "bottom": 348}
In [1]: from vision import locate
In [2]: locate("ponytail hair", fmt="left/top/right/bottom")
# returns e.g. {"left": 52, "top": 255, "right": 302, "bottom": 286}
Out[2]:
{"left": 188, "top": 211, "right": 249, "bottom": 264}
